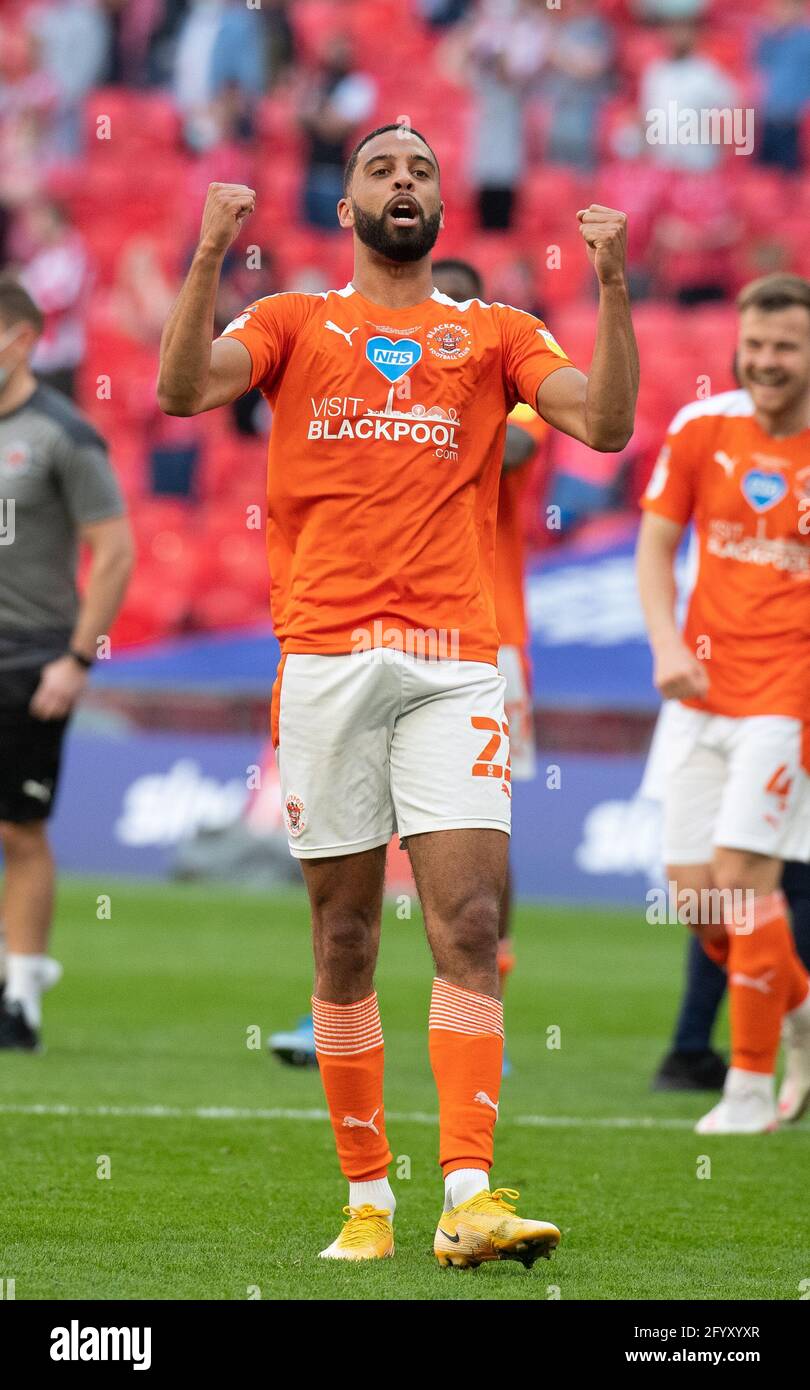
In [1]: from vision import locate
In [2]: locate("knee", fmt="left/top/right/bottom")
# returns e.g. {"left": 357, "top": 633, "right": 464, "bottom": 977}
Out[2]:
{"left": 313, "top": 903, "right": 377, "bottom": 975}
{"left": 712, "top": 849, "right": 775, "bottom": 896}
{"left": 443, "top": 888, "right": 501, "bottom": 964}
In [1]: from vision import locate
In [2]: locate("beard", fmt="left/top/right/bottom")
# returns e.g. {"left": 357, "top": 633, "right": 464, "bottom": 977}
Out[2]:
{"left": 352, "top": 200, "right": 441, "bottom": 263}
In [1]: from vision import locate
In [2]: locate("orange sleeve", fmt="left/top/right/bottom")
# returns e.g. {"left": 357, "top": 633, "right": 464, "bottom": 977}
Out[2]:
{"left": 498, "top": 306, "right": 574, "bottom": 411}
{"left": 640, "top": 413, "right": 707, "bottom": 526}
{"left": 218, "top": 292, "right": 309, "bottom": 393}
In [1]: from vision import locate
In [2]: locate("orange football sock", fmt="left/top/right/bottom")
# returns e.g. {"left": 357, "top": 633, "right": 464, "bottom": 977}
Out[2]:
{"left": 727, "top": 891, "right": 810, "bottom": 1074}
{"left": 428, "top": 977, "right": 504, "bottom": 1177}
{"left": 312, "top": 993, "right": 392, "bottom": 1181}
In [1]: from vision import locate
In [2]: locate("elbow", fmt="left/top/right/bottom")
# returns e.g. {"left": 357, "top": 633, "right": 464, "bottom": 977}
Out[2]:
{"left": 157, "top": 391, "right": 198, "bottom": 418}
{"left": 156, "top": 374, "right": 201, "bottom": 417}
{"left": 583, "top": 407, "right": 634, "bottom": 453}
{"left": 589, "top": 427, "right": 633, "bottom": 454}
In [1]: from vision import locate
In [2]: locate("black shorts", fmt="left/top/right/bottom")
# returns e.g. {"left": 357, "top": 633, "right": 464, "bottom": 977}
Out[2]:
{"left": 0, "top": 666, "right": 70, "bottom": 823}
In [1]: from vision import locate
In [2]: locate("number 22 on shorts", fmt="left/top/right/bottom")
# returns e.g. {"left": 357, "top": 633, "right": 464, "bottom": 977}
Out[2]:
{"left": 470, "top": 715, "right": 511, "bottom": 795}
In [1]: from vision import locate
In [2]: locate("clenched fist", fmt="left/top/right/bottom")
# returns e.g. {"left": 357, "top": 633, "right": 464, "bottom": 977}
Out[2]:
{"left": 577, "top": 204, "right": 628, "bottom": 286}
{"left": 199, "top": 182, "right": 256, "bottom": 257}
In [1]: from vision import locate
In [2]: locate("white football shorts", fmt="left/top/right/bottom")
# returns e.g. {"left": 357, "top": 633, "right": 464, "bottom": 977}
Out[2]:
{"left": 640, "top": 700, "right": 810, "bottom": 865}
{"left": 273, "top": 650, "right": 511, "bottom": 858}
{"left": 498, "top": 644, "right": 536, "bottom": 781}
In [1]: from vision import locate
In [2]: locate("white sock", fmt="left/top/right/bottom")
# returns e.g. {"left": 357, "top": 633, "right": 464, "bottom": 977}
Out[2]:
{"left": 444, "top": 1168, "right": 489, "bottom": 1211}
{"left": 5, "top": 954, "right": 62, "bottom": 1028}
{"left": 348, "top": 1178, "right": 395, "bottom": 1219}
{"left": 725, "top": 1066, "right": 774, "bottom": 1101}
{"left": 786, "top": 989, "right": 810, "bottom": 1025}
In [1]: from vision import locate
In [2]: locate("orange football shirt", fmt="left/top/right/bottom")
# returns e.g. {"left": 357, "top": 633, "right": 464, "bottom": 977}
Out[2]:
{"left": 220, "top": 285, "right": 571, "bottom": 664}
{"left": 641, "top": 390, "right": 810, "bottom": 720}
{"left": 495, "top": 403, "right": 549, "bottom": 648}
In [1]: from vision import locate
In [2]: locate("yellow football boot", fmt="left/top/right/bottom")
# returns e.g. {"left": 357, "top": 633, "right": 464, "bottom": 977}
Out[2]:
{"left": 319, "top": 1204, "right": 394, "bottom": 1261}
{"left": 434, "top": 1187, "right": 560, "bottom": 1269}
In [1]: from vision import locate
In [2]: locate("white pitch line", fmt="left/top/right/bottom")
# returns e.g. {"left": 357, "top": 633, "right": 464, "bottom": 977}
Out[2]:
{"left": 0, "top": 1103, "right": 700, "bottom": 1129}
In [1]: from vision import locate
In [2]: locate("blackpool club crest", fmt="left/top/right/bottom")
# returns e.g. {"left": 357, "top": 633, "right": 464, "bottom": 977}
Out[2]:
{"left": 284, "top": 793, "right": 306, "bottom": 837}
{"left": 426, "top": 322, "right": 471, "bottom": 361}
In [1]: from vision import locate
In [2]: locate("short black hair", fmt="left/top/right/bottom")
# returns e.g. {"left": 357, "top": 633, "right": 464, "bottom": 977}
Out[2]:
{"left": 343, "top": 123, "right": 440, "bottom": 195}
{"left": 432, "top": 258, "right": 483, "bottom": 300}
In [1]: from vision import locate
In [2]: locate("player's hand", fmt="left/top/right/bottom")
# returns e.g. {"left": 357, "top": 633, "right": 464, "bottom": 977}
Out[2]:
{"left": 653, "top": 638, "right": 710, "bottom": 702}
{"left": 29, "top": 656, "right": 88, "bottom": 721}
{"left": 198, "top": 182, "right": 256, "bottom": 257}
{"left": 576, "top": 205, "right": 628, "bottom": 286}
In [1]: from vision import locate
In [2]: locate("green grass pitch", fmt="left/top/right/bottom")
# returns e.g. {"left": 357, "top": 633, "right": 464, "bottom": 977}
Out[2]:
{"left": 1, "top": 877, "right": 808, "bottom": 1301}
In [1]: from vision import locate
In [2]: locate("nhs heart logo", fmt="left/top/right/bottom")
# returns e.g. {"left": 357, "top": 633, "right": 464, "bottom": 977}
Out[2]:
{"left": 741, "top": 469, "right": 787, "bottom": 512}
{"left": 366, "top": 336, "right": 422, "bottom": 383}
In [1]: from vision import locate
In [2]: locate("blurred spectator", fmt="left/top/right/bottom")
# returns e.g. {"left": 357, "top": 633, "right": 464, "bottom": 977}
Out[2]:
{"left": 140, "top": 0, "right": 192, "bottom": 87}
{"left": 640, "top": 20, "right": 737, "bottom": 172}
{"left": 594, "top": 119, "right": 670, "bottom": 298}
{"left": 755, "top": 0, "right": 810, "bottom": 172}
{"left": 174, "top": 0, "right": 266, "bottom": 150}
{"left": 100, "top": 236, "right": 176, "bottom": 345}
{"left": 0, "top": 21, "right": 59, "bottom": 202}
{"left": 25, "top": 0, "right": 110, "bottom": 156}
{"left": 418, "top": 0, "right": 475, "bottom": 25}
{"left": 650, "top": 169, "right": 741, "bottom": 304}
{"left": 634, "top": 0, "right": 707, "bottom": 17}
{"left": 104, "top": 0, "right": 168, "bottom": 87}
{"left": 262, "top": 0, "right": 296, "bottom": 89}
{"left": 185, "top": 80, "right": 258, "bottom": 164}
{"left": 0, "top": 19, "right": 57, "bottom": 123}
{"left": 459, "top": 0, "right": 550, "bottom": 230}
{"left": 16, "top": 199, "right": 92, "bottom": 398}
{"left": 542, "top": 0, "right": 614, "bottom": 170}
{"left": 0, "top": 107, "right": 58, "bottom": 212}
{"left": 298, "top": 35, "right": 376, "bottom": 231}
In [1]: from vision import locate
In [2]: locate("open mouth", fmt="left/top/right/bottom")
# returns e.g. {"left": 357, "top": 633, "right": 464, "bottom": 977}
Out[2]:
{"left": 387, "top": 197, "right": 420, "bottom": 227}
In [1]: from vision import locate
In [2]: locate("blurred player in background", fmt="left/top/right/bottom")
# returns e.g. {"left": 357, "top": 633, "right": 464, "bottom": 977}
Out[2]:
{"left": 637, "top": 272, "right": 810, "bottom": 1134}
{"left": 0, "top": 276, "right": 133, "bottom": 1050}
{"left": 269, "top": 256, "right": 549, "bottom": 1074}
{"left": 645, "top": 705, "right": 810, "bottom": 1094}
{"left": 158, "top": 126, "right": 637, "bottom": 1264}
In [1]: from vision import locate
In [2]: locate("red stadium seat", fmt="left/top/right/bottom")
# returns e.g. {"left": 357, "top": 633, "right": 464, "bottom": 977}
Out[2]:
{"left": 189, "top": 586, "right": 269, "bottom": 632}
{"left": 518, "top": 167, "right": 591, "bottom": 239}
{"left": 82, "top": 88, "right": 180, "bottom": 158}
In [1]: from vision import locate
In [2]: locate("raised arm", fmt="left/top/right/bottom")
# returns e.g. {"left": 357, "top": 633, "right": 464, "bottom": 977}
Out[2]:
{"left": 157, "top": 183, "right": 257, "bottom": 417}
{"left": 536, "top": 205, "right": 638, "bottom": 453}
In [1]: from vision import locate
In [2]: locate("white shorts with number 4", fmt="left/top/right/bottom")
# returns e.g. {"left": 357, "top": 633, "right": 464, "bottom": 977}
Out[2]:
{"left": 640, "top": 701, "right": 810, "bottom": 865}
{"left": 275, "top": 651, "right": 511, "bottom": 858}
